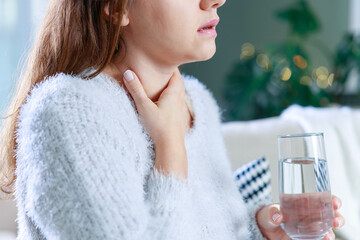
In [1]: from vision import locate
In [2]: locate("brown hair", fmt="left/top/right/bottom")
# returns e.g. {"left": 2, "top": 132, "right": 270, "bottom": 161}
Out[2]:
{"left": 0, "top": 0, "right": 130, "bottom": 197}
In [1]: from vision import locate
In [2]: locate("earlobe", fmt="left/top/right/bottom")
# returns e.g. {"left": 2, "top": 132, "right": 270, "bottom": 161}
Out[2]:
{"left": 103, "top": 3, "right": 129, "bottom": 26}
{"left": 120, "top": 10, "right": 130, "bottom": 27}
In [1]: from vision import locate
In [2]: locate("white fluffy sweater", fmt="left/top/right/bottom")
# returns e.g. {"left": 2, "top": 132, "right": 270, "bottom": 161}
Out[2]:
{"left": 14, "top": 72, "right": 266, "bottom": 240}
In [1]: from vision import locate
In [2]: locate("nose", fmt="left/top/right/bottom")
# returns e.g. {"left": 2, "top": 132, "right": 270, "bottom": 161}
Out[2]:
{"left": 200, "top": 0, "right": 226, "bottom": 10}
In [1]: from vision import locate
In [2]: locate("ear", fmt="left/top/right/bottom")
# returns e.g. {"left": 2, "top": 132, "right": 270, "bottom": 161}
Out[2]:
{"left": 120, "top": 9, "right": 130, "bottom": 27}
{"left": 103, "top": 3, "right": 130, "bottom": 27}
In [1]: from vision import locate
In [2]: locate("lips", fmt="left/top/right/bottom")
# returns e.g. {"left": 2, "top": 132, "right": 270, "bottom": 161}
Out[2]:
{"left": 197, "top": 19, "right": 220, "bottom": 37}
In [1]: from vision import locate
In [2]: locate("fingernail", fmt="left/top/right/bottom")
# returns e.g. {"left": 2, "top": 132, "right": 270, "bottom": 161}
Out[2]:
{"left": 337, "top": 200, "right": 342, "bottom": 209}
{"left": 336, "top": 219, "right": 342, "bottom": 228}
{"left": 325, "top": 234, "right": 333, "bottom": 240}
{"left": 124, "top": 70, "right": 134, "bottom": 82}
{"left": 272, "top": 213, "right": 281, "bottom": 223}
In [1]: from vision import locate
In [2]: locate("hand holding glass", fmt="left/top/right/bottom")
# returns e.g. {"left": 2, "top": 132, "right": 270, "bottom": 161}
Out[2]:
{"left": 278, "top": 133, "right": 334, "bottom": 240}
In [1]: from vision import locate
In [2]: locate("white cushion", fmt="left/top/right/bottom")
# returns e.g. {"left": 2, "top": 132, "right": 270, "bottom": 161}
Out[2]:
{"left": 233, "top": 157, "right": 271, "bottom": 207}
{"left": 0, "top": 231, "right": 16, "bottom": 240}
{"left": 221, "top": 117, "right": 303, "bottom": 202}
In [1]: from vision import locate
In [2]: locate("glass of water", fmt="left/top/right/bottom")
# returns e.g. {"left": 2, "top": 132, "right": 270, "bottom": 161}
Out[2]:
{"left": 278, "top": 133, "right": 334, "bottom": 240}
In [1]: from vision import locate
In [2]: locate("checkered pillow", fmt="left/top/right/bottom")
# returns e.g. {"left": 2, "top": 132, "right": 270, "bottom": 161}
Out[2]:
{"left": 233, "top": 157, "right": 271, "bottom": 207}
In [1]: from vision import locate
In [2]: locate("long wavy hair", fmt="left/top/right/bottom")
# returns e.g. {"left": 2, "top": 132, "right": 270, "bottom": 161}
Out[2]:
{"left": 0, "top": 0, "right": 130, "bottom": 197}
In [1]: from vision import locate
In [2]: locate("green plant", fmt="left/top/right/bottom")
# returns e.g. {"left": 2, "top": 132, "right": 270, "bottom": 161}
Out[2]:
{"left": 222, "top": 0, "right": 353, "bottom": 121}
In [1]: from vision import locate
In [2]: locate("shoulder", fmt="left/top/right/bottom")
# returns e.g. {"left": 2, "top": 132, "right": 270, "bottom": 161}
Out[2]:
{"left": 22, "top": 73, "right": 91, "bottom": 108}
{"left": 18, "top": 72, "right": 127, "bottom": 126}
{"left": 16, "top": 73, "right": 127, "bottom": 157}
{"left": 16, "top": 73, "right": 140, "bottom": 153}
{"left": 17, "top": 74, "right": 96, "bottom": 139}
{"left": 15, "top": 73, "right": 134, "bottom": 172}
{"left": 23, "top": 72, "right": 111, "bottom": 107}
{"left": 17, "top": 74, "right": 84, "bottom": 128}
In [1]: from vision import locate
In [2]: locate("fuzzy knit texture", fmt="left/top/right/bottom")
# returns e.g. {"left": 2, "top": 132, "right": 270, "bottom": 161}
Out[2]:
{"left": 14, "top": 71, "right": 268, "bottom": 240}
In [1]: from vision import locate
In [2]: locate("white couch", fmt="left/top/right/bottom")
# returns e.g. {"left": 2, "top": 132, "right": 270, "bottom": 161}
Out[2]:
{"left": 0, "top": 114, "right": 356, "bottom": 239}
{"left": 221, "top": 106, "right": 360, "bottom": 240}
{"left": 0, "top": 194, "right": 17, "bottom": 239}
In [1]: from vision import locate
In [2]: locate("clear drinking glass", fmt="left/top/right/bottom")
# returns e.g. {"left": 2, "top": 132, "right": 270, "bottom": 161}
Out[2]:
{"left": 278, "top": 133, "right": 334, "bottom": 240}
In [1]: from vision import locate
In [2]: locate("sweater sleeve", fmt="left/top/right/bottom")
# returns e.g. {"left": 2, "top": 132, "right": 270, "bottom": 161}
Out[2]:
{"left": 197, "top": 84, "right": 269, "bottom": 240}
{"left": 214, "top": 129, "right": 269, "bottom": 240}
{"left": 15, "top": 85, "right": 194, "bottom": 240}
{"left": 247, "top": 204, "right": 269, "bottom": 240}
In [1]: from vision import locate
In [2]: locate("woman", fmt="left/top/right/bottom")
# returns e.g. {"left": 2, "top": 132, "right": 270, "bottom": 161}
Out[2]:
{"left": 0, "top": 0, "right": 344, "bottom": 239}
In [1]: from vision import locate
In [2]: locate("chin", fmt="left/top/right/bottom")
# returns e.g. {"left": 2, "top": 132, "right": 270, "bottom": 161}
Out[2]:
{"left": 199, "top": 41, "right": 217, "bottom": 60}
{"left": 202, "top": 49, "right": 216, "bottom": 61}
{"left": 184, "top": 45, "right": 217, "bottom": 64}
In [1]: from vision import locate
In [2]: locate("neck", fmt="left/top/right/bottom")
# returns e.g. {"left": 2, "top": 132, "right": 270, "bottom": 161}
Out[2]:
{"left": 103, "top": 48, "right": 179, "bottom": 102}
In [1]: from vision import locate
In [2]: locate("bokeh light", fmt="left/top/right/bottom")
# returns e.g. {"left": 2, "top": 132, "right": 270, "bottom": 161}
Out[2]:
{"left": 328, "top": 73, "right": 334, "bottom": 86}
{"left": 314, "top": 66, "right": 330, "bottom": 88}
{"left": 256, "top": 54, "right": 271, "bottom": 71}
{"left": 281, "top": 67, "right": 292, "bottom": 81}
{"left": 293, "top": 55, "right": 308, "bottom": 69}
{"left": 240, "top": 43, "right": 255, "bottom": 59}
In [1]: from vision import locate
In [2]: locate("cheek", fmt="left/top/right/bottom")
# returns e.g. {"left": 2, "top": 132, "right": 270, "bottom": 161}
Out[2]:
{"left": 132, "top": 9, "right": 176, "bottom": 41}
{"left": 149, "top": 16, "right": 196, "bottom": 53}
{"left": 130, "top": 0, "right": 198, "bottom": 45}
{"left": 158, "top": 11, "right": 193, "bottom": 37}
{"left": 149, "top": 2, "right": 197, "bottom": 42}
{"left": 128, "top": 2, "right": 216, "bottom": 62}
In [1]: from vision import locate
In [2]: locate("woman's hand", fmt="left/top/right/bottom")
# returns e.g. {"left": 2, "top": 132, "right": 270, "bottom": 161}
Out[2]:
{"left": 122, "top": 69, "right": 189, "bottom": 143}
{"left": 256, "top": 195, "right": 345, "bottom": 240}
{"left": 122, "top": 69, "right": 190, "bottom": 178}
